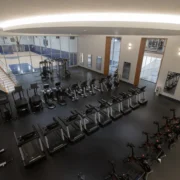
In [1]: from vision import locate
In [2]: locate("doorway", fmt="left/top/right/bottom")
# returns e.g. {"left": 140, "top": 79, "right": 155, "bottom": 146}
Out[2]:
{"left": 140, "top": 39, "right": 166, "bottom": 83}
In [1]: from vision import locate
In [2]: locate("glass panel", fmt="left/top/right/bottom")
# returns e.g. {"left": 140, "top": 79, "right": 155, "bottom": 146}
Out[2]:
{"left": 39, "top": 36, "right": 51, "bottom": 58}
{"left": 4, "top": 36, "right": 20, "bottom": 74}
{"left": 60, "top": 37, "right": 69, "bottom": 59}
{"left": 31, "top": 56, "right": 42, "bottom": 72}
{"left": 74, "top": 53, "right": 77, "bottom": 65}
{"left": 51, "top": 36, "right": 61, "bottom": 58}
{"left": 19, "top": 56, "right": 32, "bottom": 74}
{"left": 88, "top": 54, "right": 92, "bottom": 68}
{"left": 96, "top": 56, "right": 102, "bottom": 71}
{"left": 30, "top": 36, "right": 41, "bottom": 56}
{"left": 70, "top": 53, "right": 74, "bottom": 66}
{"left": 69, "top": 37, "right": 77, "bottom": 66}
{"left": 18, "top": 36, "right": 31, "bottom": 57}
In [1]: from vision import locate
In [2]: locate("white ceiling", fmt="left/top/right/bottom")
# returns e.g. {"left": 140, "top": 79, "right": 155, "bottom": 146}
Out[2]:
{"left": 1, "top": 0, "right": 180, "bottom": 35}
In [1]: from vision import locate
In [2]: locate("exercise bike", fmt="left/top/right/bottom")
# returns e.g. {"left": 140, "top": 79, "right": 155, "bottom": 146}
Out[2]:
{"left": 104, "top": 160, "right": 131, "bottom": 180}
{"left": 139, "top": 131, "right": 166, "bottom": 163}
{"left": 123, "top": 143, "right": 153, "bottom": 180}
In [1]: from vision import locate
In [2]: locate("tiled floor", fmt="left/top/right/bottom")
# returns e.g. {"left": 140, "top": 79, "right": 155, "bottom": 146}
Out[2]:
{"left": 0, "top": 66, "right": 180, "bottom": 180}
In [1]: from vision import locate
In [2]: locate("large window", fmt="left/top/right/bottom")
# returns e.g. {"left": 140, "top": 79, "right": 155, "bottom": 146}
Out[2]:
{"left": 109, "top": 38, "right": 121, "bottom": 74}
{"left": 88, "top": 54, "right": 92, "bottom": 68}
{"left": 0, "top": 35, "right": 77, "bottom": 74}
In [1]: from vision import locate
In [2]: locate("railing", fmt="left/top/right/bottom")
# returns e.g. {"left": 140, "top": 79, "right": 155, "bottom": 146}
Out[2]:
{"left": 0, "top": 77, "right": 9, "bottom": 92}
{"left": 0, "top": 59, "right": 17, "bottom": 85}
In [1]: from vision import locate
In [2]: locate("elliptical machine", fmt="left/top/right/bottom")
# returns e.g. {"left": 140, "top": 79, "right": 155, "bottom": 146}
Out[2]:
{"left": 27, "top": 83, "right": 43, "bottom": 112}
{"left": 54, "top": 82, "right": 67, "bottom": 106}
{"left": 42, "top": 84, "right": 56, "bottom": 109}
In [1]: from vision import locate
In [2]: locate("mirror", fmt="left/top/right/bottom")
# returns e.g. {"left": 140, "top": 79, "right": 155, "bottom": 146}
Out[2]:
{"left": 164, "top": 71, "right": 180, "bottom": 95}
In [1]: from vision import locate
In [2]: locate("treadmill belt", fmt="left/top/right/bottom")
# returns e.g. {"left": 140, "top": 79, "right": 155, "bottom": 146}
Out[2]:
{"left": 22, "top": 139, "right": 42, "bottom": 162}
{"left": 68, "top": 125, "right": 81, "bottom": 138}
{"left": 46, "top": 130, "right": 64, "bottom": 149}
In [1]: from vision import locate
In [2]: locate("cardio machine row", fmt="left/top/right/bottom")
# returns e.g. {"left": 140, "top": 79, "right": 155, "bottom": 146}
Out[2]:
{"left": 9, "top": 81, "right": 68, "bottom": 117}
{"left": 13, "top": 87, "right": 148, "bottom": 167}
{"left": 78, "top": 109, "right": 180, "bottom": 180}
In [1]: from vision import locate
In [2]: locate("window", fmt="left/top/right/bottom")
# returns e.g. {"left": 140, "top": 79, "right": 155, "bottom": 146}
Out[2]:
{"left": 96, "top": 56, "right": 102, "bottom": 71}
{"left": 88, "top": 54, "right": 92, "bottom": 68}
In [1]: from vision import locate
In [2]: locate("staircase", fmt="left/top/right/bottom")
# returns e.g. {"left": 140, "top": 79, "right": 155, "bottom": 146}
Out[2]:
{"left": 0, "top": 60, "right": 17, "bottom": 93}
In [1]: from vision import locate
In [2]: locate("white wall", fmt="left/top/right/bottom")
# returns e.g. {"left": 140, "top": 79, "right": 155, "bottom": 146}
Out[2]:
{"left": 78, "top": 35, "right": 106, "bottom": 73}
{"left": 78, "top": 34, "right": 180, "bottom": 101}
{"left": 118, "top": 36, "right": 141, "bottom": 83}
{"left": 156, "top": 37, "right": 180, "bottom": 100}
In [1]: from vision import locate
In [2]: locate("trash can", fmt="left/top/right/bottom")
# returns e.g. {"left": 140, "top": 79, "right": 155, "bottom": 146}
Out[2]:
{"left": 155, "top": 86, "right": 161, "bottom": 96}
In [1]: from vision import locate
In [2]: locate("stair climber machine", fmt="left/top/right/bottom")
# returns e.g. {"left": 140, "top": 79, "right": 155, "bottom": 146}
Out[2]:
{"left": 38, "top": 118, "right": 68, "bottom": 154}
{"left": 139, "top": 131, "right": 166, "bottom": 163}
{"left": 123, "top": 143, "right": 153, "bottom": 180}
{"left": 88, "top": 79, "right": 96, "bottom": 95}
{"left": 58, "top": 112, "right": 85, "bottom": 143}
{"left": 135, "top": 86, "right": 148, "bottom": 105}
{"left": 94, "top": 78, "right": 108, "bottom": 92}
{"left": 42, "top": 84, "right": 56, "bottom": 109}
{"left": 12, "top": 86, "right": 30, "bottom": 115}
{"left": 27, "top": 83, "right": 43, "bottom": 113}
{"left": 14, "top": 126, "right": 46, "bottom": 167}
{"left": 94, "top": 100, "right": 112, "bottom": 127}
{"left": 74, "top": 107, "right": 99, "bottom": 135}
{"left": 109, "top": 96, "right": 123, "bottom": 120}
{"left": 128, "top": 88, "right": 140, "bottom": 110}
{"left": 53, "top": 82, "right": 67, "bottom": 106}
{"left": 0, "top": 93, "right": 13, "bottom": 122}
{"left": 119, "top": 92, "right": 132, "bottom": 115}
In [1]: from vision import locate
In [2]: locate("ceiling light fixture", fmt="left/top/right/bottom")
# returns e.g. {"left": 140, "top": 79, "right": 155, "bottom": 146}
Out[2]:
{"left": 1, "top": 13, "right": 180, "bottom": 29}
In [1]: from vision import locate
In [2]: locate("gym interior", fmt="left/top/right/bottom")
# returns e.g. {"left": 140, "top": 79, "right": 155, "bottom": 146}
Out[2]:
{"left": 0, "top": 1, "right": 180, "bottom": 180}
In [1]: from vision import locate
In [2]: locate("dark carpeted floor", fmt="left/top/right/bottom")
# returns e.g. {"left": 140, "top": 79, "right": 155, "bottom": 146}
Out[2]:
{"left": 0, "top": 66, "right": 180, "bottom": 180}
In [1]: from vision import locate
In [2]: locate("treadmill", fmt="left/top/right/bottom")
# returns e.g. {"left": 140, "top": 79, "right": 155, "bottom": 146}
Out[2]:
{"left": 38, "top": 118, "right": 68, "bottom": 154}
{"left": 58, "top": 112, "right": 85, "bottom": 143}
{"left": 136, "top": 86, "right": 148, "bottom": 105}
{"left": 119, "top": 92, "right": 132, "bottom": 115}
{"left": 74, "top": 108, "right": 99, "bottom": 135}
{"left": 14, "top": 126, "right": 46, "bottom": 167}
{"left": 109, "top": 96, "right": 123, "bottom": 120}
{"left": 128, "top": 88, "right": 140, "bottom": 110}
{"left": 93, "top": 100, "right": 112, "bottom": 127}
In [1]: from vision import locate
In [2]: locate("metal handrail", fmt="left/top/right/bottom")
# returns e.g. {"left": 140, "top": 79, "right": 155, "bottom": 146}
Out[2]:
{"left": 0, "top": 77, "right": 9, "bottom": 92}
{"left": 0, "top": 59, "right": 17, "bottom": 85}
